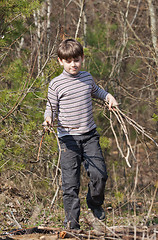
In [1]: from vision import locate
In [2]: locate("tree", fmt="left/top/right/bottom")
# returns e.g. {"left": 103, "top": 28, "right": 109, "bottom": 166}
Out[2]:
{"left": 0, "top": 0, "right": 158, "bottom": 230}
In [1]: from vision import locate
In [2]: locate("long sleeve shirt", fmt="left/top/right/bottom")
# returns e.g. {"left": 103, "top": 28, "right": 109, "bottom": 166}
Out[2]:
{"left": 44, "top": 70, "right": 108, "bottom": 137}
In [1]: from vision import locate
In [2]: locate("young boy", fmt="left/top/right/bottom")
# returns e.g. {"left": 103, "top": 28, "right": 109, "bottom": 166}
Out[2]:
{"left": 43, "top": 39, "right": 118, "bottom": 229}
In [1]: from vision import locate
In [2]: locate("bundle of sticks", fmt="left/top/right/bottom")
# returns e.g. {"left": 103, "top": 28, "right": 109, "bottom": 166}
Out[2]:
{"left": 98, "top": 100, "right": 158, "bottom": 168}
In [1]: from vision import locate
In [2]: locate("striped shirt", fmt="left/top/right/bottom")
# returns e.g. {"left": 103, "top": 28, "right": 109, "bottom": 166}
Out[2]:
{"left": 44, "top": 70, "right": 108, "bottom": 137}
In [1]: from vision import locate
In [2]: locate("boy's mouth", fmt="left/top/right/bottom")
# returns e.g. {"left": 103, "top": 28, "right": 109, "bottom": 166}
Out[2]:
{"left": 71, "top": 67, "right": 78, "bottom": 71}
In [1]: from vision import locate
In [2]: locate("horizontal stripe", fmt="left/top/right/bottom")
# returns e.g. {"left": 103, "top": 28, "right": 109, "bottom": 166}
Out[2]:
{"left": 58, "top": 115, "right": 94, "bottom": 126}
{"left": 44, "top": 70, "right": 108, "bottom": 136}
{"left": 59, "top": 94, "right": 90, "bottom": 105}
{"left": 59, "top": 98, "right": 92, "bottom": 110}
{"left": 59, "top": 107, "right": 93, "bottom": 119}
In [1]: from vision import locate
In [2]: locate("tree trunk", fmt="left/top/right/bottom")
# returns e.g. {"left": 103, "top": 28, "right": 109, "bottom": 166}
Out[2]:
{"left": 147, "top": 0, "right": 158, "bottom": 63}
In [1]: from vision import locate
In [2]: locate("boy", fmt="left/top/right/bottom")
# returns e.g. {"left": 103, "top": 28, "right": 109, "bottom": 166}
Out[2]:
{"left": 43, "top": 39, "right": 118, "bottom": 229}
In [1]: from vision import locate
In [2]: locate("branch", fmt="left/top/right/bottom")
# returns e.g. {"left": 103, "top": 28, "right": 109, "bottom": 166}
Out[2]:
{"left": 147, "top": 0, "right": 158, "bottom": 59}
{"left": 6, "top": 211, "right": 22, "bottom": 229}
{"left": 95, "top": 99, "right": 158, "bottom": 167}
{"left": 75, "top": 0, "right": 85, "bottom": 39}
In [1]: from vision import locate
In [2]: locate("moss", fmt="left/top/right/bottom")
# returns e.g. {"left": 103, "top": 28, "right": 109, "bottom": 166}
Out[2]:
{"left": 99, "top": 136, "right": 111, "bottom": 152}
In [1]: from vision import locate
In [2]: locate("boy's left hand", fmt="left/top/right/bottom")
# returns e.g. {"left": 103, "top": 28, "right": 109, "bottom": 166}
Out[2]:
{"left": 106, "top": 93, "right": 118, "bottom": 110}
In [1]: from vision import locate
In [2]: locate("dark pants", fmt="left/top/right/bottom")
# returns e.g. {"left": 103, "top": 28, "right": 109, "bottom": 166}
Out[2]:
{"left": 59, "top": 129, "right": 108, "bottom": 229}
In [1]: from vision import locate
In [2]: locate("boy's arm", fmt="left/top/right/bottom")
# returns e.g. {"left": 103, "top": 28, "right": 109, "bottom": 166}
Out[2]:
{"left": 91, "top": 76, "right": 118, "bottom": 109}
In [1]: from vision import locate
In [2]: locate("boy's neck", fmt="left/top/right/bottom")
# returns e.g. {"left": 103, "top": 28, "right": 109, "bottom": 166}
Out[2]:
{"left": 63, "top": 69, "right": 81, "bottom": 77}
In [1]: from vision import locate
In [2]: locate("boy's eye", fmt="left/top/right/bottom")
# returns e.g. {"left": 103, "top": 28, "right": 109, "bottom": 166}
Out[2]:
{"left": 74, "top": 58, "right": 79, "bottom": 62}
{"left": 66, "top": 58, "right": 79, "bottom": 63}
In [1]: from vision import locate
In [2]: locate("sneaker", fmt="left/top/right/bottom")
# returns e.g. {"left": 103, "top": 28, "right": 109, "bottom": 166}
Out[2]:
{"left": 92, "top": 206, "right": 105, "bottom": 220}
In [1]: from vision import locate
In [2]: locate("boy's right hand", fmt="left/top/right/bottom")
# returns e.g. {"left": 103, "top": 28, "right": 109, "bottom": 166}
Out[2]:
{"left": 42, "top": 116, "right": 52, "bottom": 128}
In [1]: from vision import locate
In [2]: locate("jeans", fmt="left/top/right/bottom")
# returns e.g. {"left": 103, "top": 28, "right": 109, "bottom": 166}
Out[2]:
{"left": 59, "top": 128, "right": 108, "bottom": 229}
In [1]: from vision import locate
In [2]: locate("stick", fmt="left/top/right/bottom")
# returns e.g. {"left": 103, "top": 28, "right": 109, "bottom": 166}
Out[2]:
{"left": 30, "top": 129, "right": 46, "bottom": 163}
{"left": 105, "top": 101, "right": 158, "bottom": 166}
{"left": 116, "top": 106, "right": 158, "bottom": 147}
{"left": 109, "top": 111, "right": 131, "bottom": 167}
{"left": 146, "top": 183, "right": 158, "bottom": 222}
{"left": 6, "top": 211, "right": 22, "bottom": 229}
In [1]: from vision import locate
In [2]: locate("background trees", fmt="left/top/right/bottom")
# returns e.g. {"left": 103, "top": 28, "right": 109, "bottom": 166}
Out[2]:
{"left": 0, "top": 0, "right": 157, "bottom": 230}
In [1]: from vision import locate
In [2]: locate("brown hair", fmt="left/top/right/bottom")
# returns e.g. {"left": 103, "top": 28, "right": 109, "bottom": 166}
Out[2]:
{"left": 58, "top": 39, "right": 83, "bottom": 60}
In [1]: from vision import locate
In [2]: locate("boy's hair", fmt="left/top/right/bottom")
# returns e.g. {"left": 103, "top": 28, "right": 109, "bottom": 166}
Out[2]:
{"left": 58, "top": 39, "right": 83, "bottom": 60}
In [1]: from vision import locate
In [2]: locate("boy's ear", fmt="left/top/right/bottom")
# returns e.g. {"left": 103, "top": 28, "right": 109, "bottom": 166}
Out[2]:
{"left": 58, "top": 57, "right": 63, "bottom": 66}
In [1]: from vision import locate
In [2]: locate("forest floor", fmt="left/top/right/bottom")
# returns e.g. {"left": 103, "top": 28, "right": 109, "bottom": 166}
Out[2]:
{"left": 0, "top": 143, "right": 158, "bottom": 239}
{"left": 0, "top": 173, "right": 158, "bottom": 239}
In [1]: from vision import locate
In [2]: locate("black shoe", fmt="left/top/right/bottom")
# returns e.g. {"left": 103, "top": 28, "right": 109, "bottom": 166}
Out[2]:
{"left": 92, "top": 206, "right": 105, "bottom": 220}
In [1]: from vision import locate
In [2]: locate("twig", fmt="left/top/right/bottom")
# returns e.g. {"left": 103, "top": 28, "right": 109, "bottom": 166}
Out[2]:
{"left": 146, "top": 183, "right": 158, "bottom": 223}
{"left": 94, "top": 99, "right": 158, "bottom": 167}
{"left": 131, "top": 161, "right": 139, "bottom": 199}
{"left": 75, "top": 0, "right": 85, "bottom": 39}
{"left": 114, "top": 109, "right": 137, "bottom": 162}
{"left": 48, "top": 126, "right": 61, "bottom": 189}
{"left": 116, "top": 106, "right": 158, "bottom": 147}
{"left": 0, "top": 159, "right": 11, "bottom": 169}
{"left": 6, "top": 211, "right": 22, "bottom": 229}
{"left": 30, "top": 129, "right": 46, "bottom": 163}
{"left": 108, "top": 112, "right": 127, "bottom": 161}
{"left": 102, "top": 223, "right": 123, "bottom": 240}
{"left": 50, "top": 184, "right": 60, "bottom": 208}
{"left": 109, "top": 109, "right": 132, "bottom": 167}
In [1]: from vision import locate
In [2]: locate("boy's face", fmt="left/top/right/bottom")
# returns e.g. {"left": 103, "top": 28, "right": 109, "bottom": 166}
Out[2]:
{"left": 58, "top": 56, "right": 84, "bottom": 75}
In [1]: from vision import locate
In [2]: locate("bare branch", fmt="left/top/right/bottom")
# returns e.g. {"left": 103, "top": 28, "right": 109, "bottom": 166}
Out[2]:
{"left": 147, "top": 0, "right": 158, "bottom": 60}
{"left": 75, "top": 0, "right": 85, "bottom": 39}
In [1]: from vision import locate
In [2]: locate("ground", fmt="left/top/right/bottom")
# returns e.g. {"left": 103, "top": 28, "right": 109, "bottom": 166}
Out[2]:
{"left": 0, "top": 142, "right": 158, "bottom": 239}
